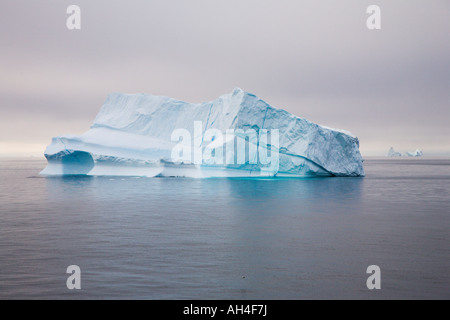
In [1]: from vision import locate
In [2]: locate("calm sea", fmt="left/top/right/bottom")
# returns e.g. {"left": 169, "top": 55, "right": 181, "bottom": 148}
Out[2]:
{"left": 0, "top": 158, "right": 449, "bottom": 299}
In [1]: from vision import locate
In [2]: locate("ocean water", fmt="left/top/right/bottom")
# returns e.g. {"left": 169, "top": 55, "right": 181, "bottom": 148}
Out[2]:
{"left": 0, "top": 158, "right": 449, "bottom": 300}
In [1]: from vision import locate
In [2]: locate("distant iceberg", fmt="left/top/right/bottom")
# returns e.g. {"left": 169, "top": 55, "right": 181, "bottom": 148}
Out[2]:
{"left": 388, "top": 147, "right": 402, "bottom": 157}
{"left": 404, "top": 149, "right": 423, "bottom": 157}
{"left": 40, "top": 88, "right": 365, "bottom": 177}
{"left": 387, "top": 147, "right": 423, "bottom": 157}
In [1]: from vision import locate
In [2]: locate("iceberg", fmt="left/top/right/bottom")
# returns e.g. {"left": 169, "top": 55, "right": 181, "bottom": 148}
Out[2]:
{"left": 404, "top": 149, "right": 423, "bottom": 157}
{"left": 388, "top": 147, "right": 402, "bottom": 157}
{"left": 388, "top": 147, "right": 423, "bottom": 157}
{"left": 40, "top": 88, "right": 364, "bottom": 177}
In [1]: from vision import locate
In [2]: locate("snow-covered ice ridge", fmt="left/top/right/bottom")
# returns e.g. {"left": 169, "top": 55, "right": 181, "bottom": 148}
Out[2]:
{"left": 41, "top": 88, "right": 364, "bottom": 177}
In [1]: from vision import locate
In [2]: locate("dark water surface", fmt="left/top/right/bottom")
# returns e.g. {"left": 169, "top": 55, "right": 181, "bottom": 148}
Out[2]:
{"left": 0, "top": 158, "right": 449, "bottom": 299}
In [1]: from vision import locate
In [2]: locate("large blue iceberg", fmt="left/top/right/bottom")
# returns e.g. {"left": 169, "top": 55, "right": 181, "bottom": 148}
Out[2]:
{"left": 40, "top": 88, "right": 364, "bottom": 177}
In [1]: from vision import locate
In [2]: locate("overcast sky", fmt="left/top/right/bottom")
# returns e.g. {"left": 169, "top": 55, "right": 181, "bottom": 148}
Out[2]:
{"left": 1, "top": 0, "right": 449, "bottom": 156}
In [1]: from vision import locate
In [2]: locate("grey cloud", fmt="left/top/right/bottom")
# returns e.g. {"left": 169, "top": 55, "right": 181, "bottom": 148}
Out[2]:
{"left": 0, "top": 0, "right": 449, "bottom": 156}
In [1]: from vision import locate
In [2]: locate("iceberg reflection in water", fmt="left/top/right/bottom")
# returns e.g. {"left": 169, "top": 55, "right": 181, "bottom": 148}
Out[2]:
{"left": 0, "top": 158, "right": 448, "bottom": 299}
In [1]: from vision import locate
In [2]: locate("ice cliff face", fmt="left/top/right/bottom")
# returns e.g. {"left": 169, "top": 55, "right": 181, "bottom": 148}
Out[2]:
{"left": 41, "top": 88, "right": 365, "bottom": 177}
